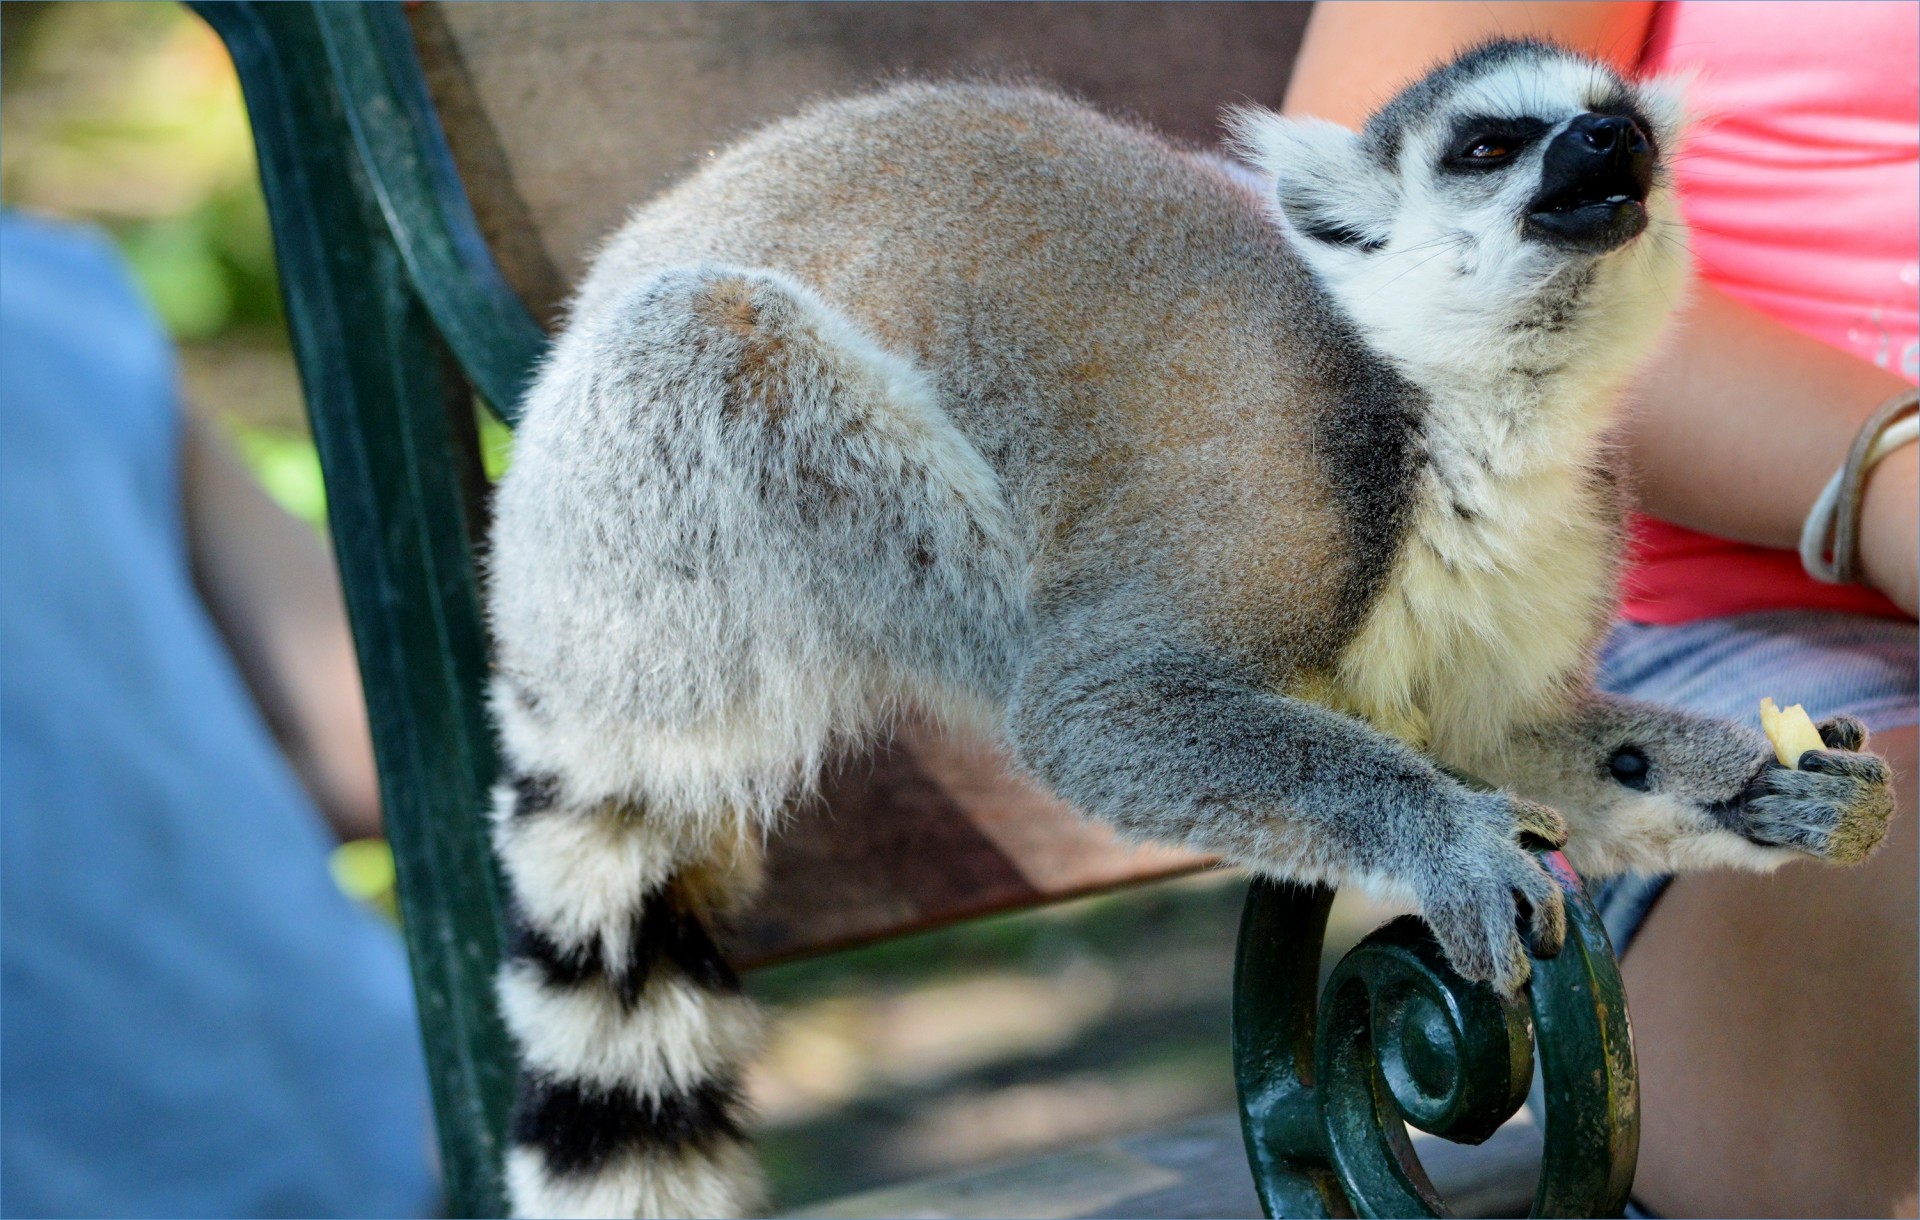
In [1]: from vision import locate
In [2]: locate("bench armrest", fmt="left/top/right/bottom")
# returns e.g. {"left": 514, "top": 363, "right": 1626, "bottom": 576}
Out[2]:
{"left": 1233, "top": 851, "right": 1638, "bottom": 1218}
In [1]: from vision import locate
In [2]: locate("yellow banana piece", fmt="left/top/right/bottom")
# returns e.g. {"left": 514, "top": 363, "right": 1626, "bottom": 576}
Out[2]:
{"left": 1760, "top": 697, "right": 1824, "bottom": 768}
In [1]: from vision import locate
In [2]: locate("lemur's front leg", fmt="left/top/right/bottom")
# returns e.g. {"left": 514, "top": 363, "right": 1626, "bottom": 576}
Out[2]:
{"left": 1007, "top": 598, "right": 1570, "bottom": 994}
{"left": 1478, "top": 693, "right": 1895, "bottom": 879}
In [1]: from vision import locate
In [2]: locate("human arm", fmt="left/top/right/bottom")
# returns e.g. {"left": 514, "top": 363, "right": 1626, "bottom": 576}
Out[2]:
{"left": 1281, "top": 2, "right": 1656, "bottom": 129}
{"left": 181, "top": 412, "right": 383, "bottom": 840}
{"left": 1623, "top": 286, "right": 1918, "bottom": 616}
{"left": 1283, "top": 1, "right": 1918, "bottom": 618}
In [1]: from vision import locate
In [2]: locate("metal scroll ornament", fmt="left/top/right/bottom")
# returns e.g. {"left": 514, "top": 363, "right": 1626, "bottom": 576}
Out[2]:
{"left": 1233, "top": 851, "right": 1637, "bottom": 1218}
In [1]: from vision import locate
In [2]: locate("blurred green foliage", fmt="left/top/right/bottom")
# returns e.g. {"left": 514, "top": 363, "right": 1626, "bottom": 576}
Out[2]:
{"left": 478, "top": 409, "right": 514, "bottom": 482}
{"left": 229, "top": 423, "right": 329, "bottom": 526}
{"left": 3, "top": 1, "right": 320, "bottom": 517}
{"left": 2, "top": 2, "right": 519, "bottom": 527}
{"left": 3, "top": 3, "right": 281, "bottom": 329}
{"left": 329, "top": 837, "right": 401, "bottom": 924}
{"left": 115, "top": 187, "right": 281, "bottom": 340}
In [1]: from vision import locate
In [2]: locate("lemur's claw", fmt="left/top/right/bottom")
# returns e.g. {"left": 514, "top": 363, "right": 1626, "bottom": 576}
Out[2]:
{"left": 1743, "top": 746, "right": 1894, "bottom": 866}
{"left": 1421, "top": 795, "right": 1568, "bottom": 996}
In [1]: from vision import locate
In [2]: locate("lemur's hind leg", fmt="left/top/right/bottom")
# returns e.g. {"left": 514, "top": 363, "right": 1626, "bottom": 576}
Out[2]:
{"left": 1476, "top": 693, "right": 1895, "bottom": 880}
{"left": 487, "top": 266, "right": 1025, "bottom": 1218}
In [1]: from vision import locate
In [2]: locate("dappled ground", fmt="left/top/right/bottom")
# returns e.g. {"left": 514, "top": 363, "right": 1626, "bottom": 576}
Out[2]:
{"left": 751, "top": 872, "right": 1401, "bottom": 1207}
{"left": 3, "top": 4, "right": 1409, "bottom": 1206}
{"left": 751, "top": 872, "right": 1249, "bottom": 1205}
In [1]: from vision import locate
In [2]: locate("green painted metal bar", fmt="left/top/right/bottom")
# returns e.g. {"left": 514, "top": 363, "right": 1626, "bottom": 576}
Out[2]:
{"left": 1233, "top": 853, "right": 1639, "bottom": 1218}
{"left": 1233, "top": 883, "right": 1349, "bottom": 1219}
{"left": 188, "top": 4, "right": 518, "bottom": 1214}
{"left": 1527, "top": 852, "right": 1640, "bottom": 1217}
{"left": 313, "top": 1, "right": 546, "bottom": 424}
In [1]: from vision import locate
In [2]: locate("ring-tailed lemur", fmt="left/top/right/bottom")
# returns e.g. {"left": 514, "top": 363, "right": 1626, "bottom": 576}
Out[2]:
{"left": 484, "top": 39, "right": 1895, "bottom": 1218}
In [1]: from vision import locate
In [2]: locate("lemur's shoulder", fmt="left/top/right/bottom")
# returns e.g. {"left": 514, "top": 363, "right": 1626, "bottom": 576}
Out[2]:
{"left": 720, "top": 79, "right": 1214, "bottom": 183}
{"left": 577, "top": 79, "right": 1302, "bottom": 329}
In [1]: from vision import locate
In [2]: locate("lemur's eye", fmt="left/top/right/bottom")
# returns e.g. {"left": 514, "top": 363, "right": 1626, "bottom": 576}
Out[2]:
{"left": 1607, "top": 747, "right": 1652, "bottom": 791}
{"left": 1442, "top": 117, "right": 1548, "bottom": 172}
{"left": 1444, "top": 134, "right": 1518, "bottom": 169}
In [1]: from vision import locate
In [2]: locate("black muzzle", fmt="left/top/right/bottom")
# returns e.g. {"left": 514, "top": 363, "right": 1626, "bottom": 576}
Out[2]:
{"left": 1524, "top": 113, "right": 1655, "bottom": 253}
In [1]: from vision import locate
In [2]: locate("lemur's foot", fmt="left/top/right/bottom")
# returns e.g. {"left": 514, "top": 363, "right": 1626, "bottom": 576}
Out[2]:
{"left": 1418, "top": 794, "right": 1570, "bottom": 996}
{"left": 1735, "top": 716, "right": 1894, "bottom": 866}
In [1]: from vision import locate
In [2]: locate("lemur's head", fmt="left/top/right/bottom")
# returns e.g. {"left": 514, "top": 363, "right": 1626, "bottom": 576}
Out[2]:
{"left": 1230, "top": 39, "right": 1690, "bottom": 388}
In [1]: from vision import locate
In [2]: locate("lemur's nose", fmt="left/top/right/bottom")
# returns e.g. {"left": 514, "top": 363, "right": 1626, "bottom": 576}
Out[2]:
{"left": 1569, "top": 113, "right": 1650, "bottom": 160}
{"left": 1525, "top": 109, "right": 1657, "bottom": 251}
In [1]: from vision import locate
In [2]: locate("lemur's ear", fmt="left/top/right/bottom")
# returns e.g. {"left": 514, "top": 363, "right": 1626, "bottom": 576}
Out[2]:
{"left": 1223, "top": 108, "right": 1396, "bottom": 253}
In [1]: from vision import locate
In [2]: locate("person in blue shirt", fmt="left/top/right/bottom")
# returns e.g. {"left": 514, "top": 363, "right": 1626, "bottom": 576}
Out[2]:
{"left": 0, "top": 211, "right": 439, "bottom": 1217}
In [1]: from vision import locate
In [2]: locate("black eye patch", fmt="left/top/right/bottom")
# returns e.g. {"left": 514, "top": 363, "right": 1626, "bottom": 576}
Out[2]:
{"left": 1442, "top": 116, "right": 1551, "bottom": 172}
{"left": 1297, "top": 220, "right": 1386, "bottom": 252}
{"left": 1607, "top": 746, "right": 1653, "bottom": 791}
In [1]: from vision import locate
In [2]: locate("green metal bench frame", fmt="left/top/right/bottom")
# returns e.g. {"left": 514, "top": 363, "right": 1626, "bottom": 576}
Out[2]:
{"left": 191, "top": 3, "right": 1640, "bottom": 1215}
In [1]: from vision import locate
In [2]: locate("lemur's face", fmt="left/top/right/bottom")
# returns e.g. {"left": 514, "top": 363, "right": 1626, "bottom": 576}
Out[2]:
{"left": 1230, "top": 40, "right": 1690, "bottom": 384}
{"left": 1378, "top": 47, "right": 1667, "bottom": 259}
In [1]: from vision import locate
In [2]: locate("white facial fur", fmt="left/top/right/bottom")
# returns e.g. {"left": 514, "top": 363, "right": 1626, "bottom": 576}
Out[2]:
{"left": 1230, "top": 46, "right": 1692, "bottom": 473}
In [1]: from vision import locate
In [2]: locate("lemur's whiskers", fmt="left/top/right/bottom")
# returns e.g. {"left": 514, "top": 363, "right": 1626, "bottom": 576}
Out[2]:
{"left": 1358, "top": 236, "right": 1470, "bottom": 301}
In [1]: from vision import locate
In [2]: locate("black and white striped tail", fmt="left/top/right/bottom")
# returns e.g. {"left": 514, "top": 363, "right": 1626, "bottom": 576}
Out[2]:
{"left": 492, "top": 771, "right": 765, "bottom": 1218}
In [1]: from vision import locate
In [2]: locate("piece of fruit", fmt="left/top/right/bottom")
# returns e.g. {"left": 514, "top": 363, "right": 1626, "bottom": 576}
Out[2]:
{"left": 1760, "top": 697, "right": 1824, "bottom": 768}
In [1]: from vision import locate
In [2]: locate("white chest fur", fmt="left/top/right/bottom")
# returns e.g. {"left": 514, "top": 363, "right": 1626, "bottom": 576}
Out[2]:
{"left": 1320, "top": 380, "right": 1617, "bottom": 767}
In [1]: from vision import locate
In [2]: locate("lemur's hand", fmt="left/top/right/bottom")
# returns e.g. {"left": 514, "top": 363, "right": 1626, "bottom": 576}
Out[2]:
{"left": 1417, "top": 793, "right": 1570, "bottom": 996}
{"left": 1737, "top": 715, "right": 1894, "bottom": 865}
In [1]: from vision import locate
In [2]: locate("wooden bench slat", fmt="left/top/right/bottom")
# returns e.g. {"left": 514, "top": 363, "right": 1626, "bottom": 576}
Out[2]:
{"left": 409, "top": 1, "right": 1312, "bottom": 321}
{"left": 736, "top": 718, "right": 1209, "bottom": 966}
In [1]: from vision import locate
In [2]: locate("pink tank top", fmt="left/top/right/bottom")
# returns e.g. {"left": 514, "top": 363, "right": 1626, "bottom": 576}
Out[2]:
{"left": 1621, "top": 0, "right": 1919, "bottom": 625}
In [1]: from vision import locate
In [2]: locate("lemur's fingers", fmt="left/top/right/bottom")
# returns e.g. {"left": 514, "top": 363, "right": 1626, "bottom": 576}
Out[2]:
{"left": 1742, "top": 751, "right": 1894, "bottom": 865}
{"left": 1516, "top": 865, "right": 1568, "bottom": 960}
{"left": 1425, "top": 891, "right": 1530, "bottom": 996}
{"left": 1816, "top": 714, "right": 1869, "bottom": 754}
{"left": 1420, "top": 795, "right": 1566, "bottom": 996}
{"left": 1799, "top": 749, "right": 1890, "bottom": 784}
{"left": 1510, "top": 797, "right": 1570, "bottom": 851}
